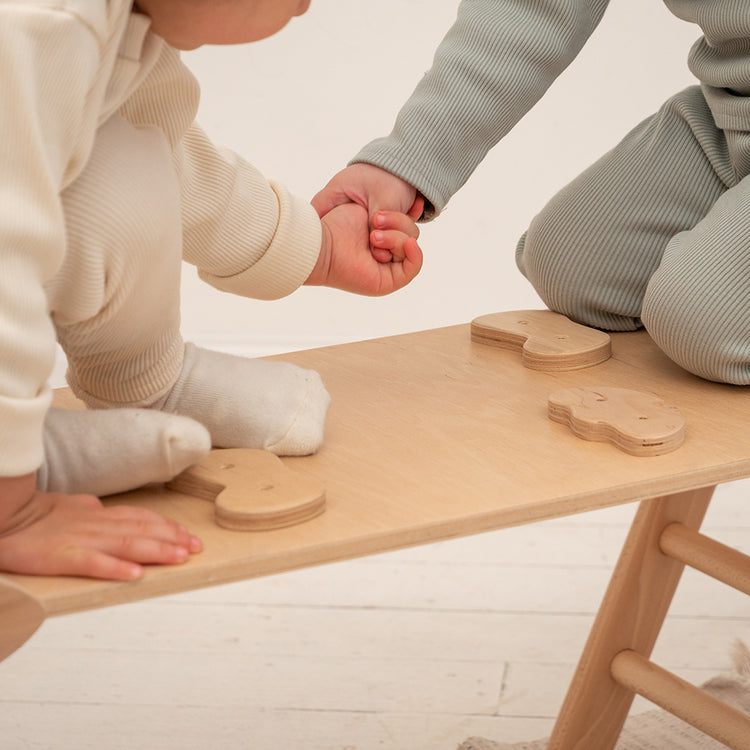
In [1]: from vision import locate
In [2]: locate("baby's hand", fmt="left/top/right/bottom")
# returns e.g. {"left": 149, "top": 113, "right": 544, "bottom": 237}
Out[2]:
{"left": 0, "top": 474, "right": 201, "bottom": 580}
{"left": 370, "top": 200, "right": 425, "bottom": 263}
{"left": 306, "top": 203, "right": 423, "bottom": 296}
{"left": 312, "top": 164, "right": 422, "bottom": 264}
{"left": 313, "top": 163, "right": 418, "bottom": 222}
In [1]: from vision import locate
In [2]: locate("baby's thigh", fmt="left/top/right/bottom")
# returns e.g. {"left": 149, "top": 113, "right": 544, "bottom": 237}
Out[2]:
{"left": 516, "top": 87, "right": 728, "bottom": 332}
{"left": 643, "top": 175, "right": 750, "bottom": 384}
{"left": 51, "top": 115, "right": 185, "bottom": 404}
{"left": 50, "top": 114, "right": 183, "bottom": 332}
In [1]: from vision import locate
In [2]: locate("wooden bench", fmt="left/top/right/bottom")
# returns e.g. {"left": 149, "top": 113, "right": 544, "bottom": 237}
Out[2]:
{"left": 2, "top": 318, "right": 750, "bottom": 749}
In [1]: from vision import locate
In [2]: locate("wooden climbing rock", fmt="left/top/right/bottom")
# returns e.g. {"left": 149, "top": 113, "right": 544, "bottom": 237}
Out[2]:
{"left": 471, "top": 310, "right": 611, "bottom": 371}
{"left": 548, "top": 387, "right": 685, "bottom": 456}
{"left": 167, "top": 449, "right": 326, "bottom": 531}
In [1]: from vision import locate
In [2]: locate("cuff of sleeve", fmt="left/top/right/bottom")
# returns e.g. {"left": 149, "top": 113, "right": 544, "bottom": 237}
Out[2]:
{"left": 0, "top": 388, "right": 52, "bottom": 477}
{"left": 199, "top": 181, "right": 322, "bottom": 301}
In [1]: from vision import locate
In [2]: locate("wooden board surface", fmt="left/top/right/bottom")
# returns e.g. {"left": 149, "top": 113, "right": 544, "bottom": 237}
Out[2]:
{"left": 11, "top": 324, "right": 750, "bottom": 616}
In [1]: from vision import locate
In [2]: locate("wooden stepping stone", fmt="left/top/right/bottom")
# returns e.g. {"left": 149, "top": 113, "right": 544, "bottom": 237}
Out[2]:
{"left": 547, "top": 387, "right": 685, "bottom": 456}
{"left": 167, "top": 449, "right": 326, "bottom": 531}
{"left": 471, "top": 310, "right": 611, "bottom": 371}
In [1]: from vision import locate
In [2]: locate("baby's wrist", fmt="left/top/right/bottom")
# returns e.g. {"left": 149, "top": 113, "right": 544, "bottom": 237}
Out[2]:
{"left": 305, "top": 220, "right": 332, "bottom": 286}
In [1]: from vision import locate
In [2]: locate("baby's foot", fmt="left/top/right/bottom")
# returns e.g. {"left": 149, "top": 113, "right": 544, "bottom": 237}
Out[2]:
{"left": 154, "top": 344, "right": 331, "bottom": 456}
{"left": 37, "top": 408, "right": 211, "bottom": 496}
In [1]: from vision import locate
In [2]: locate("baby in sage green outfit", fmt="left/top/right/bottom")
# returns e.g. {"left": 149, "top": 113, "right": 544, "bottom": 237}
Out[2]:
{"left": 316, "top": 0, "right": 750, "bottom": 385}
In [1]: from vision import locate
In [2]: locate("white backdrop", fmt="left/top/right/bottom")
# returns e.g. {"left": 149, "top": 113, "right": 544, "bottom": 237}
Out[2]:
{"left": 56, "top": 0, "right": 702, "bottom": 380}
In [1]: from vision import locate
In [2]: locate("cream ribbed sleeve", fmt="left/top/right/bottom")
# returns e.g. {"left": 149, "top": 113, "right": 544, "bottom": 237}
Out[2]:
{"left": 118, "top": 44, "right": 322, "bottom": 301}
{"left": 1, "top": 1, "right": 322, "bottom": 477}
{"left": 0, "top": 4, "right": 107, "bottom": 475}
{"left": 176, "top": 127, "right": 321, "bottom": 301}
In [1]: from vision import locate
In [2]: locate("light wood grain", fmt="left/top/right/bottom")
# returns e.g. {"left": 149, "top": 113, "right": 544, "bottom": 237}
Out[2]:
{"left": 610, "top": 650, "right": 750, "bottom": 750}
{"left": 546, "top": 487, "right": 714, "bottom": 750}
{"left": 547, "top": 386, "right": 685, "bottom": 456}
{"left": 12, "top": 325, "right": 750, "bottom": 617}
{"left": 166, "top": 449, "right": 326, "bottom": 531}
{"left": 470, "top": 310, "right": 612, "bottom": 370}
{"left": 660, "top": 522, "right": 750, "bottom": 596}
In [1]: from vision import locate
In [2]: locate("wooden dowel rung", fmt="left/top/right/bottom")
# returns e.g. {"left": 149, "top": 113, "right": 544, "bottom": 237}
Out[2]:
{"left": 611, "top": 650, "right": 750, "bottom": 750}
{"left": 659, "top": 523, "right": 750, "bottom": 595}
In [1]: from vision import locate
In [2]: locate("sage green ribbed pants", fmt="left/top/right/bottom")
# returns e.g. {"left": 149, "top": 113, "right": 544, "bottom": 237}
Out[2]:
{"left": 516, "top": 86, "right": 750, "bottom": 384}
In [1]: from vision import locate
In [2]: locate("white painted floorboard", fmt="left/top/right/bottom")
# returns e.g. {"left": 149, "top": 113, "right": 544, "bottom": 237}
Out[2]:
{"left": 2, "top": 481, "right": 748, "bottom": 750}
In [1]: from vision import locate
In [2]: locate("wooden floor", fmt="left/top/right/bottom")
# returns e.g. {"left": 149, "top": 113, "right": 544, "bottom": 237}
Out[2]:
{"left": 1, "top": 478, "right": 747, "bottom": 750}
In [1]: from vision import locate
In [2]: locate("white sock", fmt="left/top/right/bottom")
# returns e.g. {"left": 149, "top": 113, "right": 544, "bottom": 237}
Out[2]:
{"left": 154, "top": 344, "right": 331, "bottom": 456}
{"left": 37, "top": 408, "right": 211, "bottom": 497}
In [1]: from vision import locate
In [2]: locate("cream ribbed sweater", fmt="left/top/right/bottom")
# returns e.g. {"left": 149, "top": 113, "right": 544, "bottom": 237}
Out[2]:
{"left": 0, "top": 1, "right": 321, "bottom": 476}
{"left": 354, "top": 0, "right": 750, "bottom": 217}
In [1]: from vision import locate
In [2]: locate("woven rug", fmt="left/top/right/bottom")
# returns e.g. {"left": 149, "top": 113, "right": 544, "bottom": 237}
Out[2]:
{"left": 459, "top": 641, "right": 750, "bottom": 750}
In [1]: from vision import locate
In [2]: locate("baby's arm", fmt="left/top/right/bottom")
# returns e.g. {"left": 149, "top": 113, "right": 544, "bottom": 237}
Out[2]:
{"left": 314, "top": 1, "right": 610, "bottom": 241}
{"left": 369, "top": 204, "right": 425, "bottom": 263}
{"left": 0, "top": 474, "right": 201, "bottom": 581}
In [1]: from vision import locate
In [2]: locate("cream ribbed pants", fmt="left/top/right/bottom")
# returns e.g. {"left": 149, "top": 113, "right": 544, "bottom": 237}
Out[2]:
{"left": 46, "top": 114, "right": 328, "bottom": 459}
{"left": 517, "top": 86, "right": 750, "bottom": 384}
{"left": 50, "top": 113, "right": 185, "bottom": 407}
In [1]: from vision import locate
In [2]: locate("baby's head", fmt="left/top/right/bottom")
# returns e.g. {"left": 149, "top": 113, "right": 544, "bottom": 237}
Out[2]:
{"left": 133, "top": 0, "right": 311, "bottom": 50}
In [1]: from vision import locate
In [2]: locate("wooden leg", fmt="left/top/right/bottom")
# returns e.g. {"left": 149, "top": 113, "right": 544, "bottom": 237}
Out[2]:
{"left": 546, "top": 486, "right": 715, "bottom": 750}
{"left": 0, "top": 576, "right": 46, "bottom": 663}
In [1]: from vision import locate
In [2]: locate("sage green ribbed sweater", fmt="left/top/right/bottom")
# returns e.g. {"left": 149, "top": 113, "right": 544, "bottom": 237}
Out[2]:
{"left": 354, "top": 1, "right": 750, "bottom": 384}
{"left": 354, "top": 0, "right": 750, "bottom": 216}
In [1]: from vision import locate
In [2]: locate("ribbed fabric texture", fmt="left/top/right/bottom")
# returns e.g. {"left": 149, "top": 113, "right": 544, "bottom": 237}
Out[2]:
{"left": 352, "top": 0, "right": 750, "bottom": 383}
{"left": 352, "top": 0, "right": 750, "bottom": 214}
{"left": 0, "top": 1, "right": 322, "bottom": 474}
{"left": 353, "top": 0, "right": 610, "bottom": 216}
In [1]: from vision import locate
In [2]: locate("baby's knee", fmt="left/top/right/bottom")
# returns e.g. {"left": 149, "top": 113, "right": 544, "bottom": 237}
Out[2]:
{"left": 643, "top": 279, "right": 750, "bottom": 384}
{"left": 515, "top": 212, "right": 581, "bottom": 316}
{"left": 516, "top": 211, "right": 640, "bottom": 332}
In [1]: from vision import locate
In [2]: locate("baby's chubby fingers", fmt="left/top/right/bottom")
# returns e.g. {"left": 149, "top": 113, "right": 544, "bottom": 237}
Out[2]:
{"left": 400, "top": 236, "right": 423, "bottom": 279}
{"left": 92, "top": 505, "right": 202, "bottom": 564}
{"left": 53, "top": 511, "right": 202, "bottom": 581}
{"left": 54, "top": 543, "right": 182, "bottom": 582}
{"left": 370, "top": 211, "right": 421, "bottom": 263}
{"left": 371, "top": 247, "right": 394, "bottom": 263}
{"left": 0, "top": 492, "right": 203, "bottom": 581}
{"left": 372, "top": 210, "right": 420, "bottom": 238}
{"left": 106, "top": 505, "right": 199, "bottom": 548}
{"left": 104, "top": 504, "right": 201, "bottom": 549}
{"left": 382, "top": 236, "right": 423, "bottom": 293}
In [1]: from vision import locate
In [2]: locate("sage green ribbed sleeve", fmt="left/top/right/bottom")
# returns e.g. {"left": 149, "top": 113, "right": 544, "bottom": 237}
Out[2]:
{"left": 352, "top": 0, "right": 610, "bottom": 217}
{"left": 352, "top": 1, "right": 750, "bottom": 216}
